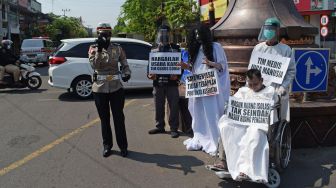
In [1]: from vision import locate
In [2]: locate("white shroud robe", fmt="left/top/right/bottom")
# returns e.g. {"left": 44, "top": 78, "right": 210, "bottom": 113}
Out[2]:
{"left": 183, "top": 42, "right": 230, "bottom": 155}
{"left": 219, "top": 86, "right": 278, "bottom": 182}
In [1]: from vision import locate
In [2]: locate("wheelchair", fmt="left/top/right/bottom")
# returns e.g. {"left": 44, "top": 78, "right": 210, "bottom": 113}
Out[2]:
{"left": 207, "top": 96, "right": 291, "bottom": 188}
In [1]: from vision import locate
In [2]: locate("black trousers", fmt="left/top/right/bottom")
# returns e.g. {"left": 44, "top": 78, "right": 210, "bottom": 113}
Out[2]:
{"left": 93, "top": 88, "right": 127, "bottom": 150}
{"left": 153, "top": 85, "right": 179, "bottom": 131}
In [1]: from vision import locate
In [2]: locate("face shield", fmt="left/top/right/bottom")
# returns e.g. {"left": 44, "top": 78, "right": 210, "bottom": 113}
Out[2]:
{"left": 258, "top": 25, "right": 279, "bottom": 42}
{"left": 156, "top": 28, "right": 170, "bottom": 45}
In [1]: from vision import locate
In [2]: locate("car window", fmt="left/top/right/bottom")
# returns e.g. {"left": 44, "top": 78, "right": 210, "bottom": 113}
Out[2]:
{"left": 55, "top": 42, "right": 94, "bottom": 58}
{"left": 53, "top": 43, "right": 64, "bottom": 56}
{"left": 45, "top": 40, "right": 54, "bottom": 48}
{"left": 21, "top": 40, "right": 43, "bottom": 48}
{"left": 119, "top": 42, "right": 151, "bottom": 60}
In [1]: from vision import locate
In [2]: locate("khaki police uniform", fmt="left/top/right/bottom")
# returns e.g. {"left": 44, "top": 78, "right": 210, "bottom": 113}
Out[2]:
{"left": 88, "top": 43, "right": 131, "bottom": 151}
{"left": 89, "top": 43, "right": 131, "bottom": 92}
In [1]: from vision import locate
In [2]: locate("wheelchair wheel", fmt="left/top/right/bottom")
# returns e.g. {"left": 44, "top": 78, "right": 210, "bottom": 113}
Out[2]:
{"left": 275, "top": 122, "right": 291, "bottom": 171}
{"left": 265, "top": 168, "right": 281, "bottom": 188}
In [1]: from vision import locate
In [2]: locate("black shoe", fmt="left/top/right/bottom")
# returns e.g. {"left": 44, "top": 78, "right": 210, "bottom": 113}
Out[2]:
{"left": 148, "top": 128, "right": 165, "bottom": 134}
{"left": 103, "top": 146, "right": 112, "bottom": 158}
{"left": 120, "top": 149, "right": 128, "bottom": 157}
{"left": 171, "top": 131, "right": 179, "bottom": 138}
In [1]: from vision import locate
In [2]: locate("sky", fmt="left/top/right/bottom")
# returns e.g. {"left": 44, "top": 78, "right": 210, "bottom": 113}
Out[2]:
{"left": 37, "top": 0, "right": 126, "bottom": 29}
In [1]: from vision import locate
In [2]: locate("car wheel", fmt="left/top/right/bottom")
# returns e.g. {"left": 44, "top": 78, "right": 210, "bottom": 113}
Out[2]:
{"left": 72, "top": 76, "right": 93, "bottom": 99}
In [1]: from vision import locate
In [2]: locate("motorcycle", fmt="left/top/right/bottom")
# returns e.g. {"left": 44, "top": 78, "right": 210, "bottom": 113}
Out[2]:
{"left": 0, "top": 62, "right": 42, "bottom": 90}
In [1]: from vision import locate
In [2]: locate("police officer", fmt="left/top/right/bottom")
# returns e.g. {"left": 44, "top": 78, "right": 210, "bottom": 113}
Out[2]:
{"left": 89, "top": 23, "right": 131, "bottom": 157}
{"left": 148, "top": 24, "right": 180, "bottom": 138}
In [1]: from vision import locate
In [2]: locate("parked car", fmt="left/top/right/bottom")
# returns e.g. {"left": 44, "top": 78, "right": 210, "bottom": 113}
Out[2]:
{"left": 20, "top": 37, "right": 55, "bottom": 66}
{"left": 48, "top": 37, "right": 153, "bottom": 99}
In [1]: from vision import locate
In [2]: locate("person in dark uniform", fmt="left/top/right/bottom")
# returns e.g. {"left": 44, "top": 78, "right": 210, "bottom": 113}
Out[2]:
{"left": 88, "top": 23, "right": 131, "bottom": 157}
{"left": 148, "top": 25, "right": 180, "bottom": 138}
{"left": 0, "top": 40, "right": 22, "bottom": 86}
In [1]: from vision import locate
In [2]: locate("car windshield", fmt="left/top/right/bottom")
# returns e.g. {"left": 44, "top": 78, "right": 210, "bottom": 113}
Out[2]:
{"left": 21, "top": 40, "right": 44, "bottom": 48}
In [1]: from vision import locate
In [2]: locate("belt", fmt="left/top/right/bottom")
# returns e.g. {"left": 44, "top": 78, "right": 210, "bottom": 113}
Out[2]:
{"left": 96, "top": 74, "right": 120, "bottom": 81}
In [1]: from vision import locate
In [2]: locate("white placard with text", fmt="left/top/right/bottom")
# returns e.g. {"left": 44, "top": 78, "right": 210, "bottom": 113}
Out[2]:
{"left": 185, "top": 69, "right": 219, "bottom": 98}
{"left": 149, "top": 52, "right": 181, "bottom": 75}
{"left": 249, "top": 51, "right": 290, "bottom": 86}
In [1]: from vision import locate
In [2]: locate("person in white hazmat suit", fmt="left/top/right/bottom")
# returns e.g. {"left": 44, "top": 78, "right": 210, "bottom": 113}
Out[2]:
{"left": 252, "top": 17, "right": 296, "bottom": 121}
{"left": 218, "top": 69, "right": 279, "bottom": 182}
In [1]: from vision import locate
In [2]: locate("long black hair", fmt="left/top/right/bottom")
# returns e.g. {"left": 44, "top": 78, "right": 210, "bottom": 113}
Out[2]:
{"left": 187, "top": 24, "right": 214, "bottom": 64}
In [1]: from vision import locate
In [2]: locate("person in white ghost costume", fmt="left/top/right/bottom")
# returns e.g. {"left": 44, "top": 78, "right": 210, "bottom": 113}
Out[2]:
{"left": 252, "top": 17, "right": 296, "bottom": 121}
{"left": 219, "top": 69, "right": 278, "bottom": 182}
{"left": 179, "top": 24, "right": 230, "bottom": 155}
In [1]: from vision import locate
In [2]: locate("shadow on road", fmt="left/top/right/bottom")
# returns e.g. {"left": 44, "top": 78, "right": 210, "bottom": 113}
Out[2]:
{"left": 217, "top": 148, "right": 336, "bottom": 188}
{"left": 218, "top": 179, "right": 262, "bottom": 188}
{"left": 280, "top": 148, "right": 336, "bottom": 187}
{"left": 123, "top": 150, "right": 204, "bottom": 175}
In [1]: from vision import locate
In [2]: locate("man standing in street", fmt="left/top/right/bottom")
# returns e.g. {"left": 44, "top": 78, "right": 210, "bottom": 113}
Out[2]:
{"left": 89, "top": 23, "right": 131, "bottom": 158}
{"left": 148, "top": 24, "right": 180, "bottom": 138}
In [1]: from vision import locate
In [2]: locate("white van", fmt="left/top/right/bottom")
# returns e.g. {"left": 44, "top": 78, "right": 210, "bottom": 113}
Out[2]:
{"left": 20, "top": 37, "right": 55, "bottom": 66}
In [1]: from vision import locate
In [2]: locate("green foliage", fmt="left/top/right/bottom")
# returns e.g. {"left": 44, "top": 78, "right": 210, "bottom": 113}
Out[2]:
{"left": 164, "top": 0, "right": 199, "bottom": 30}
{"left": 117, "top": 0, "right": 199, "bottom": 42}
{"left": 44, "top": 14, "right": 88, "bottom": 42}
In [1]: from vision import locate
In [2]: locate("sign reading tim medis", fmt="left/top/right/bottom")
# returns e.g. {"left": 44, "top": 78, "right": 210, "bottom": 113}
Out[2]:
{"left": 149, "top": 52, "right": 181, "bottom": 75}
{"left": 185, "top": 69, "right": 219, "bottom": 98}
{"left": 227, "top": 97, "right": 274, "bottom": 127}
{"left": 249, "top": 51, "right": 290, "bottom": 86}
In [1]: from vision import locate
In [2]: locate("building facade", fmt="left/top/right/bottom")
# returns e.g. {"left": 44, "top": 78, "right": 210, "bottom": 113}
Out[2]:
{"left": 0, "top": 0, "right": 42, "bottom": 53}
{"left": 294, "top": 0, "right": 336, "bottom": 59}
{"left": 199, "top": 0, "right": 229, "bottom": 23}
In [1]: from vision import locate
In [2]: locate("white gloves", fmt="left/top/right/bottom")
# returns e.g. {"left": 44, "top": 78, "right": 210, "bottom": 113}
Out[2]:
{"left": 276, "top": 86, "right": 287, "bottom": 96}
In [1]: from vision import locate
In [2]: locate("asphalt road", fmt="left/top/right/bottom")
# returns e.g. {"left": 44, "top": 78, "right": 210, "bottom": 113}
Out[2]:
{"left": 0, "top": 66, "right": 335, "bottom": 188}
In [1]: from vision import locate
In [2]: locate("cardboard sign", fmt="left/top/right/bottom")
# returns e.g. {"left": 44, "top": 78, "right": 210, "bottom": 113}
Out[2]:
{"left": 227, "top": 97, "right": 274, "bottom": 127}
{"left": 185, "top": 69, "right": 219, "bottom": 98}
{"left": 249, "top": 51, "right": 291, "bottom": 86}
{"left": 149, "top": 52, "right": 181, "bottom": 75}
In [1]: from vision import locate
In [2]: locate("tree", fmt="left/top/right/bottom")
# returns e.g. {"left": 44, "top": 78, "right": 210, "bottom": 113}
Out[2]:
{"left": 44, "top": 14, "right": 88, "bottom": 42}
{"left": 117, "top": 0, "right": 161, "bottom": 41}
{"left": 117, "top": 0, "right": 199, "bottom": 42}
{"left": 164, "top": 0, "right": 199, "bottom": 30}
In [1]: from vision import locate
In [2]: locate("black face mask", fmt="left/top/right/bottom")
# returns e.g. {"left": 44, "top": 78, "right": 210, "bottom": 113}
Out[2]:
{"left": 98, "top": 32, "right": 111, "bottom": 49}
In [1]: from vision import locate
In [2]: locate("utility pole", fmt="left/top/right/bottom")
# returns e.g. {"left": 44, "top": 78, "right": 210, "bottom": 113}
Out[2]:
{"left": 62, "top": 9, "right": 70, "bottom": 17}
{"left": 52, "top": 0, "right": 54, "bottom": 13}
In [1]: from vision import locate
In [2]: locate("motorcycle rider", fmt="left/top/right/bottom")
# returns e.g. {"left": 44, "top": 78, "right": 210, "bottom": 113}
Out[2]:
{"left": 88, "top": 23, "right": 131, "bottom": 158}
{"left": 0, "top": 40, "right": 22, "bottom": 86}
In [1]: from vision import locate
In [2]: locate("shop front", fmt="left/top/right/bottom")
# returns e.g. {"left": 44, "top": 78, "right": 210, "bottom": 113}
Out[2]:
{"left": 295, "top": 0, "right": 336, "bottom": 59}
